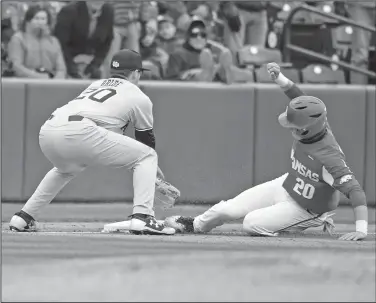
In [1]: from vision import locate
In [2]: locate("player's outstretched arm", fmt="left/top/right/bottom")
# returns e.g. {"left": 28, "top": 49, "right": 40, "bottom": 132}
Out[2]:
{"left": 338, "top": 184, "right": 368, "bottom": 241}
{"left": 266, "top": 62, "right": 305, "bottom": 100}
{"left": 322, "top": 149, "right": 369, "bottom": 241}
{"left": 339, "top": 204, "right": 368, "bottom": 241}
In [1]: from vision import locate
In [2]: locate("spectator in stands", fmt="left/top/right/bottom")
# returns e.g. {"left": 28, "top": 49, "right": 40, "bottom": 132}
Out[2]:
{"left": 157, "top": 15, "right": 183, "bottom": 55}
{"left": 7, "top": 4, "right": 66, "bottom": 79}
{"left": 1, "top": 15, "right": 15, "bottom": 46}
{"left": 220, "top": 1, "right": 268, "bottom": 61}
{"left": 1, "top": 1, "right": 27, "bottom": 32}
{"left": 54, "top": 1, "right": 113, "bottom": 79}
{"left": 137, "top": 2, "right": 167, "bottom": 79}
{"left": 2, "top": 18, "right": 15, "bottom": 77}
{"left": 164, "top": 18, "right": 217, "bottom": 81}
{"left": 347, "top": 1, "right": 376, "bottom": 84}
{"left": 157, "top": 1, "right": 191, "bottom": 39}
{"left": 155, "top": 15, "right": 183, "bottom": 77}
{"left": 185, "top": 1, "right": 218, "bottom": 40}
{"left": 139, "top": 1, "right": 159, "bottom": 23}
{"left": 111, "top": 1, "right": 141, "bottom": 53}
{"left": 164, "top": 17, "right": 253, "bottom": 84}
{"left": 139, "top": 18, "right": 167, "bottom": 79}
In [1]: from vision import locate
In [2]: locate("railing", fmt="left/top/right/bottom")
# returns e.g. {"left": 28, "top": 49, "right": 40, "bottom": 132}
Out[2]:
{"left": 282, "top": 3, "right": 376, "bottom": 79}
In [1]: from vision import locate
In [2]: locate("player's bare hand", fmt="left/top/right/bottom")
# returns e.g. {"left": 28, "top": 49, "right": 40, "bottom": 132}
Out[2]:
{"left": 266, "top": 62, "right": 281, "bottom": 81}
{"left": 338, "top": 231, "right": 367, "bottom": 241}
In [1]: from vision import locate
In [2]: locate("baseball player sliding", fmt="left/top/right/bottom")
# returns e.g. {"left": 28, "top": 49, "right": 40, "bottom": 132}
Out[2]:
{"left": 9, "top": 49, "right": 175, "bottom": 235}
{"left": 165, "top": 62, "right": 369, "bottom": 241}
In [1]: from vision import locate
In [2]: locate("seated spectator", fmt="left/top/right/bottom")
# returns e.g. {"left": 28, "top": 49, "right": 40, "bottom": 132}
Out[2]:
{"left": 2, "top": 18, "right": 15, "bottom": 77}
{"left": 156, "top": 14, "right": 184, "bottom": 75}
{"left": 157, "top": 15, "right": 183, "bottom": 53}
{"left": 157, "top": 1, "right": 191, "bottom": 39}
{"left": 219, "top": 1, "right": 268, "bottom": 61}
{"left": 139, "top": 1, "right": 159, "bottom": 22}
{"left": 1, "top": 15, "right": 15, "bottom": 46}
{"left": 1, "top": 1, "right": 26, "bottom": 32}
{"left": 139, "top": 18, "right": 167, "bottom": 79}
{"left": 185, "top": 1, "right": 218, "bottom": 40}
{"left": 54, "top": 1, "right": 114, "bottom": 79}
{"left": 164, "top": 18, "right": 216, "bottom": 82}
{"left": 164, "top": 17, "right": 253, "bottom": 84}
{"left": 7, "top": 4, "right": 66, "bottom": 79}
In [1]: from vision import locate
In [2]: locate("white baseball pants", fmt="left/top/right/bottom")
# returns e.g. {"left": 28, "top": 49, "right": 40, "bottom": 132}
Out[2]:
{"left": 193, "top": 174, "right": 328, "bottom": 236}
{"left": 22, "top": 116, "right": 157, "bottom": 218}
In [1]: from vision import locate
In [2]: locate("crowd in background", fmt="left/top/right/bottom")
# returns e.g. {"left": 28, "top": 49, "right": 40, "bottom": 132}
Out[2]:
{"left": 1, "top": 1, "right": 375, "bottom": 84}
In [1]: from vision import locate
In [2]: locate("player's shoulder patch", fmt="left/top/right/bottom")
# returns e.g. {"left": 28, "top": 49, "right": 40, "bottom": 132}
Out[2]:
{"left": 339, "top": 174, "right": 353, "bottom": 184}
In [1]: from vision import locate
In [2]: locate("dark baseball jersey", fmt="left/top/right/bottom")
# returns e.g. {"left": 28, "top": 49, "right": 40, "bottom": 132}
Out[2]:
{"left": 283, "top": 127, "right": 356, "bottom": 214}
{"left": 280, "top": 84, "right": 364, "bottom": 215}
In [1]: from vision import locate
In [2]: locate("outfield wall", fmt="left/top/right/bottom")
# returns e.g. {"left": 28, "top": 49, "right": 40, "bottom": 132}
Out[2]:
{"left": 1, "top": 79, "right": 375, "bottom": 206}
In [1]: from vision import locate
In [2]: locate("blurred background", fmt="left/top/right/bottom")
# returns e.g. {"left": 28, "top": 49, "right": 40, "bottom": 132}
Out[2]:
{"left": 1, "top": 0, "right": 375, "bottom": 85}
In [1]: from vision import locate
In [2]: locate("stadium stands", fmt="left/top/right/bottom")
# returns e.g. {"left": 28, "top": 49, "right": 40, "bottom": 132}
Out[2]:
{"left": 1, "top": 1, "right": 375, "bottom": 84}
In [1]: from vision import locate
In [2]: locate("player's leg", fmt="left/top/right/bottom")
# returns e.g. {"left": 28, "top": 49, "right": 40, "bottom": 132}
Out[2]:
{"left": 9, "top": 167, "right": 82, "bottom": 231}
{"left": 9, "top": 126, "right": 86, "bottom": 231}
{"left": 193, "top": 174, "right": 287, "bottom": 232}
{"left": 242, "top": 195, "right": 331, "bottom": 237}
{"left": 89, "top": 127, "right": 174, "bottom": 235}
{"left": 165, "top": 174, "right": 287, "bottom": 233}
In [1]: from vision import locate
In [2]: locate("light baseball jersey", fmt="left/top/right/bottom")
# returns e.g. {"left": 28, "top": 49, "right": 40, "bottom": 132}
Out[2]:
{"left": 283, "top": 128, "right": 354, "bottom": 215}
{"left": 51, "top": 78, "right": 153, "bottom": 134}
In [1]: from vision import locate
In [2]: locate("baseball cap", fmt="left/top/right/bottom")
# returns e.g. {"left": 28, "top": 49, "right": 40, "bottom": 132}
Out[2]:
{"left": 110, "top": 49, "right": 149, "bottom": 72}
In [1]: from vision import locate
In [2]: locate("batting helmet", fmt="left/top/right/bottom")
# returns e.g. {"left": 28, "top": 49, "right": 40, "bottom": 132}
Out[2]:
{"left": 278, "top": 96, "right": 327, "bottom": 140}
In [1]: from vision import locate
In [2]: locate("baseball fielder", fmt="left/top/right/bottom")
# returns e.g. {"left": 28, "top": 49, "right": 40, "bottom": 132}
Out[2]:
{"left": 165, "top": 62, "right": 369, "bottom": 241}
{"left": 9, "top": 49, "right": 175, "bottom": 235}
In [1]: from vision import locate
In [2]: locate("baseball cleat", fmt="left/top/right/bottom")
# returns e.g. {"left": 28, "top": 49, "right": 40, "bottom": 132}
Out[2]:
{"left": 9, "top": 210, "right": 37, "bottom": 232}
{"left": 129, "top": 214, "right": 175, "bottom": 235}
{"left": 164, "top": 216, "right": 195, "bottom": 233}
{"left": 102, "top": 219, "right": 165, "bottom": 233}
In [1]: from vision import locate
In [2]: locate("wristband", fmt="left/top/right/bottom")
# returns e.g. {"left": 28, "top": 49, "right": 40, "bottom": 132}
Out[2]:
{"left": 275, "top": 73, "right": 290, "bottom": 88}
{"left": 355, "top": 220, "right": 368, "bottom": 234}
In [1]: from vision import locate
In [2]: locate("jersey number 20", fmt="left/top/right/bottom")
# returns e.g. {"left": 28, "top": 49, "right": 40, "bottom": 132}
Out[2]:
{"left": 75, "top": 88, "right": 117, "bottom": 103}
{"left": 293, "top": 177, "right": 315, "bottom": 199}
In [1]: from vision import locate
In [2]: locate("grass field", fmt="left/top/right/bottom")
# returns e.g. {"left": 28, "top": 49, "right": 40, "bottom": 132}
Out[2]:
{"left": 2, "top": 203, "right": 376, "bottom": 302}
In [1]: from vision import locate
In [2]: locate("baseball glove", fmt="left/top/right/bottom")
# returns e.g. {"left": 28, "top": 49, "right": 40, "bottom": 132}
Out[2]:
{"left": 155, "top": 178, "right": 181, "bottom": 209}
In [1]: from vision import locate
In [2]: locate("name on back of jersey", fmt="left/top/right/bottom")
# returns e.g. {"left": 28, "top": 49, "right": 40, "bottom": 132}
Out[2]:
{"left": 291, "top": 151, "right": 319, "bottom": 182}
{"left": 100, "top": 79, "right": 123, "bottom": 87}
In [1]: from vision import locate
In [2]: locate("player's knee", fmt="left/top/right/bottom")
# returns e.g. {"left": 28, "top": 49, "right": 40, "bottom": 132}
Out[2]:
{"left": 242, "top": 212, "right": 275, "bottom": 236}
{"left": 242, "top": 212, "right": 259, "bottom": 233}
{"left": 138, "top": 148, "right": 158, "bottom": 167}
{"left": 149, "top": 148, "right": 158, "bottom": 160}
{"left": 147, "top": 148, "right": 158, "bottom": 165}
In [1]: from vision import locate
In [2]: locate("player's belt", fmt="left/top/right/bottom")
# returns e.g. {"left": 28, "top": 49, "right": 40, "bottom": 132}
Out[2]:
{"left": 48, "top": 115, "right": 85, "bottom": 122}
